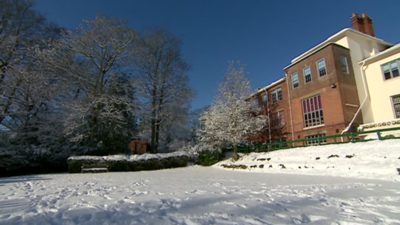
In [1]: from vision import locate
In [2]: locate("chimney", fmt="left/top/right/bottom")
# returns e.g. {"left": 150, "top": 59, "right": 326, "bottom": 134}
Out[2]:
{"left": 351, "top": 12, "right": 375, "bottom": 37}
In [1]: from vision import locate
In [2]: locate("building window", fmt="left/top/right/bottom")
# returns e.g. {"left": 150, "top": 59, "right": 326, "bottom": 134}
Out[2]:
{"left": 382, "top": 59, "right": 400, "bottom": 80}
{"left": 305, "top": 134, "right": 326, "bottom": 145}
{"left": 302, "top": 95, "right": 324, "bottom": 127}
{"left": 317, "top": 58, "right": 327, "bottom": 77}
{"left": 303, "top": 66, "right": 312, "bottom": 83}
{"left": 392, "top": 94, "right": 400, "bottom": 118}
{"left": 262, "top": 94, "right": 268, "bottom": 107}
{"left": 340, "top": 56, "right": 349, "bottom": 74}
{"left": 292, "top": 72, "right": 299, "bottom": 88}
{"left": 271, "top": 87, "right": 282, "bottom": 103}
{"left": 272, "top": 110, "right": 285, "bottom": 127}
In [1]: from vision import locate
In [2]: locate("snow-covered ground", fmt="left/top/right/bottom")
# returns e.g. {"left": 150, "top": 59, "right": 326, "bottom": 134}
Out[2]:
{"left": 0, "top": 140, "right": 399, "bottom": 224}
{"left": 216, "top": 139, "right": 400, "bottom": 182}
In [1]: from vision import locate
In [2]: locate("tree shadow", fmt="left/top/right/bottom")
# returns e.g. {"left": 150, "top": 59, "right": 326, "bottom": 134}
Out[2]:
{"left": 0, "top": 175, "right": 52, "bottom": 187}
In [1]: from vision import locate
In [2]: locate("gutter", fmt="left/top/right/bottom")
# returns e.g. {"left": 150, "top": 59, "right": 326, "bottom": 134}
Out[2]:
{"left": 340, "top": 61, "right": 368, "bottom": 140}
{"left": 264, "top": 89, "right": 272, "bottom": 143}
{"left": 291, "top": 28, "right": 393, "bottom": 64}
{"left": 251, "top": 77, "right": 286, "bottom": 97}
{"left": 286, "top": 28, "right": 393, "bottom": 69}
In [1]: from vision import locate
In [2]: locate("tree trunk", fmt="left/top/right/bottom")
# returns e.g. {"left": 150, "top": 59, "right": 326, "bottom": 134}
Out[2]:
{"left": 150, "top": 117, "right": 156, "bottom": 153}
{"left": 155, "top": 118, "right": 160, "bottom": 152}
{"left": 233, "top": 144, "right": 239, "bottom": 161}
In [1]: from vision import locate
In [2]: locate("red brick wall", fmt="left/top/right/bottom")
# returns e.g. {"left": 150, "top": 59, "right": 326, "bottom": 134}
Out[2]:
{"left": 285, "top": 43, "right": 362, "bottom": 143}
{"left": 254, "top": 79, "right": 292, "bottom": 141}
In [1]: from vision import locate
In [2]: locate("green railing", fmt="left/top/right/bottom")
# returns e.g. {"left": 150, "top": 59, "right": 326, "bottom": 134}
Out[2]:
{"left": 237, "top": 126, "right": 400, "bottom": 153}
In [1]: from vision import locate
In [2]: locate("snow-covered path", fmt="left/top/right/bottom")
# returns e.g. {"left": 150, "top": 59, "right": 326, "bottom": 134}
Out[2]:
{"left": 1, "top": 166, "right": 399, "bottom": 225}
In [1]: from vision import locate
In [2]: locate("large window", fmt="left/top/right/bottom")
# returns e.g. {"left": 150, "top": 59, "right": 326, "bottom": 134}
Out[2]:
{"left": 382, "top": 59, "right": 400, "bottom": 80}
{"left": 317, "top": 58, "right": 327, "bottom": 77}
{"left": 303, "top": 66, "right": 312, "bottom": 83}
{"left": 392, "top": 94, "right": 400, "bottom": 118}
{"left": 292, "top": 72, "right": 299, "bottom": 88}
{"left": 305, "top": 134, "right": 326, "bottom": 145}
{"left": 302, "top": 95, "right": 324, "bottom": 127}
{"left": 340, "top": 56, "right": 349, "bottom": 74}
{"left": 272, "top": 110, "right": 285, "bottom": 127}
{"left": 271, "top": 87, "right": 282, "bottom": 103}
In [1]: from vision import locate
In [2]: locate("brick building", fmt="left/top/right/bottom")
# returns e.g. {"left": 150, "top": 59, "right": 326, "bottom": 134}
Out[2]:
{"left": 252, "top": 12, "right": 400, "bottom": 144}
{"left": 284, "top": 43, "right": 361, "bottom": 144}
{"left": 251, "top": 78, "right": 291, "bottom": 143}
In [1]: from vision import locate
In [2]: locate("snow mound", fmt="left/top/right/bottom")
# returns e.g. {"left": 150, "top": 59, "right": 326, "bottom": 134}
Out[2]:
{"left": 215, "top": 139, "right": 400, "bottom": 181}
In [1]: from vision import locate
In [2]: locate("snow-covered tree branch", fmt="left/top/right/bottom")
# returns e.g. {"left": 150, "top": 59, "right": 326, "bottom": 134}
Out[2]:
{"left": 41, "top": 14, "right": 139, "bottom": 155}
{"left": 199, "top": 62, "right": 267, "bottom": 160}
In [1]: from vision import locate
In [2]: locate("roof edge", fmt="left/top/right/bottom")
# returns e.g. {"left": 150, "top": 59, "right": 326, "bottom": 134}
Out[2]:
{"left": 359, "top": 43, "right": 400, "bottom": 65}
{"left": 252, "top": 77, "right": 286, "bottom": 96}
{"left": 284, "top": 28, "right": 394, "bottom": 70}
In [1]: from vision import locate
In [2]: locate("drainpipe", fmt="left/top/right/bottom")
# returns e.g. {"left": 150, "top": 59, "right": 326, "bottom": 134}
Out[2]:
{"left": 341, "top": 61, "right": 368, "bottom": 141}
{"left": 265, "top": 89, "right": 272, "bottom": 144}
{"left": 285, "top": 73, "right": 295, "bottom": 141}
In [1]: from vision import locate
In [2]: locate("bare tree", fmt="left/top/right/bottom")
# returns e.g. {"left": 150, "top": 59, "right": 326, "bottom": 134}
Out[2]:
{"left": 134, "top": 28, "right": 194, "bottom": 153}
{"left": 0, "top": 0, "right": 62, "bottom": 125}
{"left": 199, "top": 62, "right": 267, "bottom": 160}
{"left": 42, "top": 14, "right": 139, "bottom": 154}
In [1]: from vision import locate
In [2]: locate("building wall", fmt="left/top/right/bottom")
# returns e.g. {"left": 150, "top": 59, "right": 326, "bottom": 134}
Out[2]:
{"left": 334, "top": 32, "right": 391, "bottom": 123}
{"left": 285, "top": 43, "right": 361, "bottom": 142}
{"left": 253, "top": 79, "right": 291, "bottom": 141}
{"left": 268, "top": 80, "right": 291, "bottom": 140}
{"left": 365, "top": 52, "right": 400, "bottom": 122}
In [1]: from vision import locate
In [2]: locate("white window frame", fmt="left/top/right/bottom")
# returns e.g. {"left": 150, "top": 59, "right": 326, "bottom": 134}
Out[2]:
{"left": 302, "top": 95, "right": 324, "bottom": 128}
{"left": 317, "top": 58, "right": 327, "bottom": 77}
{"left": 381, "top": 59, "right": 400, "bottom": 80}
{"left": 303, "top": 66, "right": 312, "bottom": 83}
{"left": 340, "top": 56, "right": 349, "bottom": 74}
{"left": 271, "top": 87, "right": 283, "bottom": 103}
{"left": 292, "top": 72, "right": 299, "bottom": 88}
{"left": 392, "top": 94, "right": 400, "bottom": 119}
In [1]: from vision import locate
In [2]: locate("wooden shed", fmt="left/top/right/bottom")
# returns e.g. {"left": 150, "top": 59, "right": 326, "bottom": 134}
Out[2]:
{"left": 128, "top": 139, "right": 149, "bottom": 154}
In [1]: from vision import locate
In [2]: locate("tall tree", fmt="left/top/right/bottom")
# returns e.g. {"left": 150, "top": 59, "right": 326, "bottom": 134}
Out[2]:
{"left": 135, "top": 28, "right": 194, "bottom": 153}
{"left": 43, "top": 14, "right": 139, "bottom": 155}
{"left": 199, "top": 62, "right": 267, "bottom": 160}
{"left": 0, "top": 0, "right": 66, "bottom": 172}
{"left": 0, "top": 0, "right": 61, "bottom": 125}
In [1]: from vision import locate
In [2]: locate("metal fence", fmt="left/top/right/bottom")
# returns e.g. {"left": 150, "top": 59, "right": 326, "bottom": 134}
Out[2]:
{"left": 237, "top": 126, "right": 400, "bottom": 153}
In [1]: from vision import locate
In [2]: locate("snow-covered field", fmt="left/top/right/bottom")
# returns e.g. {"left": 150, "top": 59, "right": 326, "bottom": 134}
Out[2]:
{"left": 0, "top": 140, "right": 400, "bottom": 224}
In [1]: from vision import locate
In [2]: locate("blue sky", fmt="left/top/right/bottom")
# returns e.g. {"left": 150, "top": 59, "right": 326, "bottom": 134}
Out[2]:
{"left": 34, "top": 0, "right": 400, "bottom": 110}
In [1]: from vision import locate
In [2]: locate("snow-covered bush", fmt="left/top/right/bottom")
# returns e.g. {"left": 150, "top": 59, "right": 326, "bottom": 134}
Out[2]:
{"left": 190, "top": 143, "right": 223, "bottom": 166}
{"left": 67, "top": 152, "right": 196, "bottom": 173}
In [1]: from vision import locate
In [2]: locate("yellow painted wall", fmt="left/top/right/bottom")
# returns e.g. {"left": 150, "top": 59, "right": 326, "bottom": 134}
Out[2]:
{"left": 364, "top": 52, "right": 400, "bottom": 122}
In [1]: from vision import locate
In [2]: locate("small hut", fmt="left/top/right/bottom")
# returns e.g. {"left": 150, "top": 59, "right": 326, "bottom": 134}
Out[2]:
{"left": 128, "top": 138, "right": 149, "bottom": 154}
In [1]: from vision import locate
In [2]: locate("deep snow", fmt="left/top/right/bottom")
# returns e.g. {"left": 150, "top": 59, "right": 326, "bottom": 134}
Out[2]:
{"left": 0, "top": 140, "right": 399, "bottom": 224}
